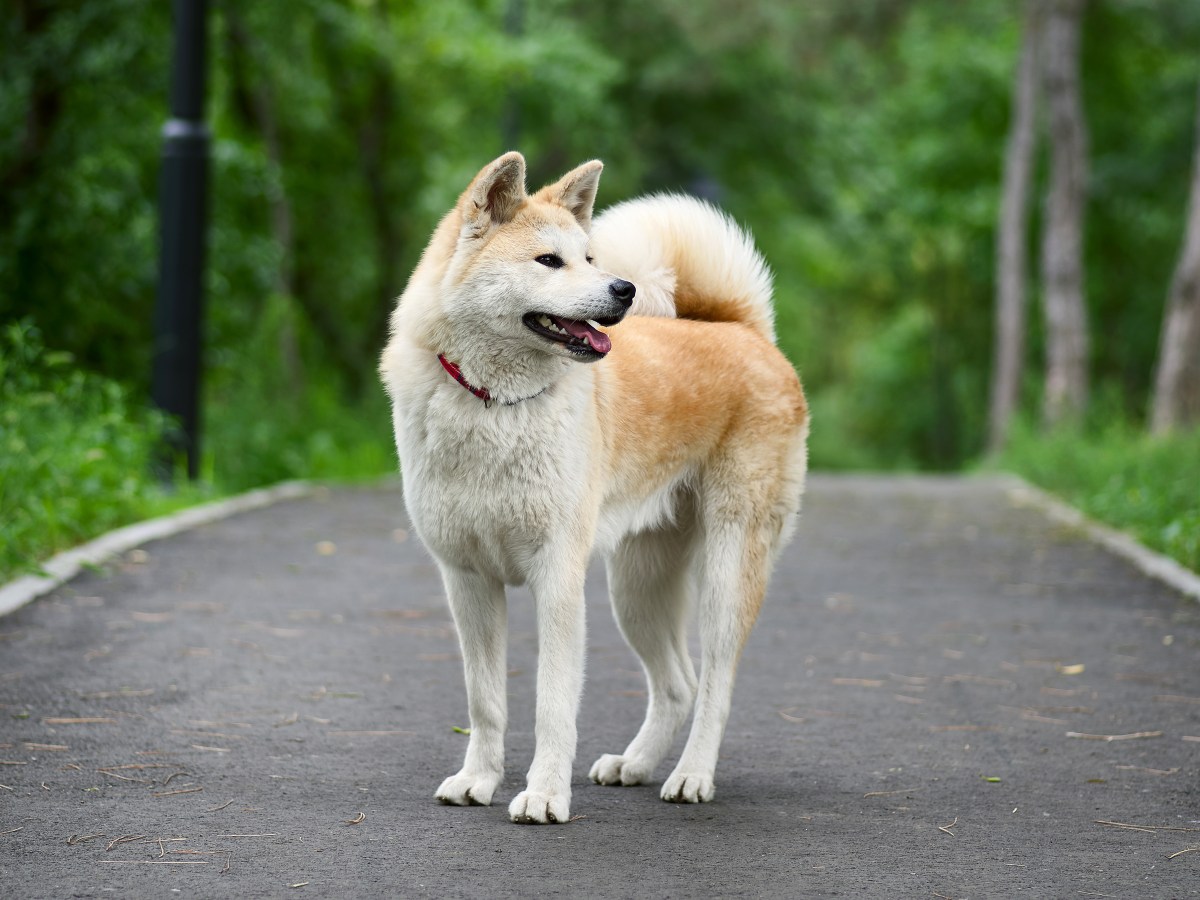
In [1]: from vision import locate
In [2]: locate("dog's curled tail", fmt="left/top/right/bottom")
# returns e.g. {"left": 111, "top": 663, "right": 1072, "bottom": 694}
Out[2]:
{"left": 589, "top": 193, "right": 775, "bottom": 342}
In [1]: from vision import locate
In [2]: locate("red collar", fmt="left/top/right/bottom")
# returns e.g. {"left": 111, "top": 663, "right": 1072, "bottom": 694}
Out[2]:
{"left": 437, "top": 354, "right": 548, "bottom": 408}
{"left": 437, "top": 354, "right": 493, "bottom": 405}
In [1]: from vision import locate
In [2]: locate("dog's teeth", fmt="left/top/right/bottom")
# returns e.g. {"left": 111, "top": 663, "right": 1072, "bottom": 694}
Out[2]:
{"left": 587, "top": 320, "right": 600, "bottom": 330}
{"left": 538, "top": 315, "right": 552, "bottom": 328}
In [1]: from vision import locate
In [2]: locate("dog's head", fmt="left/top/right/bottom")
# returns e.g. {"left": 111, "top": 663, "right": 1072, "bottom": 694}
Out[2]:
{"left": 442, "top": 153, "right": 635, "bottom": 362}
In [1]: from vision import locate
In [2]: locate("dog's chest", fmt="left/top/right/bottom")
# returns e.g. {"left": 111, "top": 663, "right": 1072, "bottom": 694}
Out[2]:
{"left": 399, "top": 395, "right": 588, "bottom": 582}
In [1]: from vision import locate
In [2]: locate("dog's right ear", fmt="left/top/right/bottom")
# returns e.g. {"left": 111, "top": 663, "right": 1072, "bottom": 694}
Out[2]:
{"left": 461, "top": 152, "right": 527, "bottom": 235}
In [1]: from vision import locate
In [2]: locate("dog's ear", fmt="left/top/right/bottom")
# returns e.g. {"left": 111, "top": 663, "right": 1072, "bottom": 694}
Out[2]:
{"left": 538, "top": 160, "right": 603, "bottom": 230}
{"left": 462, "top": 152, "right": 527, "bottom": 234}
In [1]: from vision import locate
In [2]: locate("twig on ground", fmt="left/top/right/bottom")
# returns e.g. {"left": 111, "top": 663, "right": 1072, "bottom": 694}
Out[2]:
{"left": 99, "top": 763, "right": 170, "bottom": 770}
{"left": 1066, "top": 731, "right": 1163, "bottom": 742}
{"left": 938, "top": 817, "right": 958, "bottom": 837}
{"left": 1167, "top": 847, "right": 1198, "bottom": 860}
{"left": 98, "top": 770, "right": 151, "bottom": 784}
{"left": 207, "top": 800, "right": 235, "bottom": 812}
{"left": 1113, "top": 765, "right": 1179, "bottom": 776}
{"left": 344, "top": 812, "right": 366, "bottom": 825}
{"left": 106, "top": 834, "right": 146, "bottom": 852}
{"left": 144, "top": 837, "right": 186, "bottom": 857}
{"left": 1095, "top": 820, "right": 1200, "bottom": 834}
{"left": 0, "top": 827, "right": 24, "bottom": 837}
{"left": 152, "top": 786, "right": 203, "bottom": 798}
{"left": 863, "top": 788, "right": 920, "bottom": 798}
{"left": 66, "top": 833, "right": 105, "bottom": 845}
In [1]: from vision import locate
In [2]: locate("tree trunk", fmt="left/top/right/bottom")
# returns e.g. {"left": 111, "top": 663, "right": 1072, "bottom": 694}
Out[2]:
{"left": 987, "top": 1, "right": 1041, "bottom": 455}
{"left": 1149, "top": 80, "right": 1200, "bottom": 434}
{"left": 0, "top": 2, "right": 65, "bottom": 227}
{"left": 1039, "top": 0, "right": 1090, "bottom": 427}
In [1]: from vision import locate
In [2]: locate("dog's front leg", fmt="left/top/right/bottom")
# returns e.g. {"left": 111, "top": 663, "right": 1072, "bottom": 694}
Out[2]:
{"left": 508, "top": 568, "right": 586, "bottom": 824}
{"left": 435, "top": 566, "right": 507, "bottom": 807}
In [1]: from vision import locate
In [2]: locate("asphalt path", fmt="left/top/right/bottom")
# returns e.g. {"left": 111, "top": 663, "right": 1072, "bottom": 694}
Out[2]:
{"left": 1, "top": 475, "right": 1197, "bottom": 898}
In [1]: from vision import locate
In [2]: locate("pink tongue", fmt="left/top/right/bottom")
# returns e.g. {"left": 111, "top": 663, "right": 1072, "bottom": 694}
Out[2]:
{"left": 555, "top": 317, "right": 611, "bottom": 354}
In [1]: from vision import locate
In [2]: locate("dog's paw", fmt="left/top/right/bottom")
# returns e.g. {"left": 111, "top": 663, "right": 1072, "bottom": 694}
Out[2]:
{"left": 435, "top": 770, "right": 501, "bottom": 807}
{"left": 589, "top": 753, "right": 650, "bottom": 786}
{"left": 660, "top": 770, "right": 715, "bottom": 803}
{"left": 508, "top": 789, "right": 570, "bottom": 824}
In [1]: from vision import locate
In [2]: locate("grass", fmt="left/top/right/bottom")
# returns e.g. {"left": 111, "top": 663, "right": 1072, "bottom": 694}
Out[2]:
{"left": 0, "top": 321, "right": 214, "bottom": 582}
{"left": 994, "top": 421, "right": 1200, "bottom": 573}
{"left": 0, "top": 318, "right": 396, "bottom": 584}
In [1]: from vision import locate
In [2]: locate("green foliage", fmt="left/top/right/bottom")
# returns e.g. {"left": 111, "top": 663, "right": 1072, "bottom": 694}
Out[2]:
{"left": 203, "top": 295, "right": 395, "bottom": 491}
{"left": 995, "top": 422, "right": 1200, "bottom": 572}
{"left": 2, "top": 0, "right": 1200, "bottom": 576}
{"left": 0, "top": 1, "right": 168, "bottom": 389}
{"left": 0, "top": 322, "right": 193, "bottom": 581}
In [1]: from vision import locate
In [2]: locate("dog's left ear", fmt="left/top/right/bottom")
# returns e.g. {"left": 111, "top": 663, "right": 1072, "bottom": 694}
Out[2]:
{"left": 462, "top": 152, "right": 528, "bottom": 235}
{"left": 538, "top": 160, "right": 604, "bottom": 230}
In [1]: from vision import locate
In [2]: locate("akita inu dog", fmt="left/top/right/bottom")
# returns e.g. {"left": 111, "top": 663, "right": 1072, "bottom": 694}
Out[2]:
{"left": 380, "top": 153, "right": 807, "bottom": 824}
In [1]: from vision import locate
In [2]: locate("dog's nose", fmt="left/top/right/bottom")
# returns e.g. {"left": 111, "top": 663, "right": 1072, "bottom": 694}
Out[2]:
{"left": 609, "top": 279, "right": 636, "bottom": 308}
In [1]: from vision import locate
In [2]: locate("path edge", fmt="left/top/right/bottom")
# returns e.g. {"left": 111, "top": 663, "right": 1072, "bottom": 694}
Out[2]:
{"left": 0, "top": 480, "right": 316, "bottom": 618}
{"left": 1000, "top": 473, "right": 1200, "bottom": 602}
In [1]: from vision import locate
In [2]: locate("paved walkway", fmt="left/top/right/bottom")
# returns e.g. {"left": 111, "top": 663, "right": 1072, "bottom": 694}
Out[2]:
{"left": 1, "top": 476, "right": 1197, "bottom": 898}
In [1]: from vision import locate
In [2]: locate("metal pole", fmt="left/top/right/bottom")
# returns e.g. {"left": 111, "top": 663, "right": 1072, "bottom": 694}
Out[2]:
{"left": 152, "top": 0, "right": 209, "bottom": 481}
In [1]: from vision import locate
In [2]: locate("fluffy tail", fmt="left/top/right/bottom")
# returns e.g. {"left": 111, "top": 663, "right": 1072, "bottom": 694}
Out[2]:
{"left": 589, "top": 194, "right": 775, "bottom": 342}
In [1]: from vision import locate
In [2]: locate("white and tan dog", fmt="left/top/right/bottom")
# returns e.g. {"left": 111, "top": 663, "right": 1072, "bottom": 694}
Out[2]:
{"left": 380, "top": 153, "right": 807, "bottom": 824}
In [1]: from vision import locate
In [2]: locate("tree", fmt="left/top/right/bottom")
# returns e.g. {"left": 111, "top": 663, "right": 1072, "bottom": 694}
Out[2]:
{"left": 1149, "top": 79, "right": 1200, "bottom": 434}
{"left": 987, "top": 1, "right": 1041, "bottom": 454}
{"left": 1039, "top": 0, "right": 1090, "bottom": 427}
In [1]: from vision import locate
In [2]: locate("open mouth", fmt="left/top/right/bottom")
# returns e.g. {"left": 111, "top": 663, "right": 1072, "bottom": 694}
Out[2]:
{"left": 522, "top": 312, "right": 623, "bottom": 357}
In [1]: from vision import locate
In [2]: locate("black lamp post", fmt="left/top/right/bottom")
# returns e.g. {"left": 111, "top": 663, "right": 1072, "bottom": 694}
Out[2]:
{"left": 152, "top": 0, "right": 209, "bottom": 481}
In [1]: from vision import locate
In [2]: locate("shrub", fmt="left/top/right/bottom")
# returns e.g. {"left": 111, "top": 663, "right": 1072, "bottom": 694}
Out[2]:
{"left": 0, "top": 321, "right": 177, "bottom": 580}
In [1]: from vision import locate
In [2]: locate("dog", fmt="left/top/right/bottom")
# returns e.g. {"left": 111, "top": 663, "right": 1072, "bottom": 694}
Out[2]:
{"left": 380, "top": 153, "right": 808, "bottom": 824}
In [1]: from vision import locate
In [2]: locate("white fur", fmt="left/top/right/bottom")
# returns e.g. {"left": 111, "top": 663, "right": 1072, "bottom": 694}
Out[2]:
{"left": 590, "top": 193, "right": 776, "bottom": 340}
{"left": 381, "top": 156, "right": 805, "bottom": 824}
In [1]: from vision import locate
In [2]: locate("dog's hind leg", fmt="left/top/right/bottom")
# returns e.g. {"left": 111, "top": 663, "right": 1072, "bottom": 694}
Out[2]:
{"left": 435, "top": 566, "right": 507, "bottom": 807}
{"left": 590, "top": 521, "right": 698, "bottom": 787}
{"left": 661, "top": 486, "right": 784, "bottom": 803}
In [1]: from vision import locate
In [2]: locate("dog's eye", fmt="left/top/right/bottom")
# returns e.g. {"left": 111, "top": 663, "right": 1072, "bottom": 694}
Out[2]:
{"left": 535, "top": 254, "right": 564, "bottom": 269}
{"left": 586, "top": 255, "right": 594, "bottom": 265}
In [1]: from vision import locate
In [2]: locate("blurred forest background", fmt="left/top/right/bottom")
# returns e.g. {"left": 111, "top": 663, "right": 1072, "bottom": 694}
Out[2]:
{"left": 2, "top": 0, "right": 1198, "bottom": 577}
